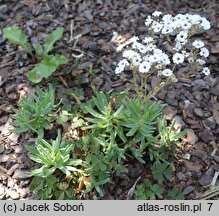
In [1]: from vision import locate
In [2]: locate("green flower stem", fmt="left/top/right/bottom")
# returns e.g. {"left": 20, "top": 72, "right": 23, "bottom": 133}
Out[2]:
{"left": 131, "top": 68, "right": 142, "bottom": 99}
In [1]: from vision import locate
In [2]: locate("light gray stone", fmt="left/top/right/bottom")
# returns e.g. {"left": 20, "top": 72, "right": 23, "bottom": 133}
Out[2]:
{"left": 13, "top": 169, "right": 29, "bottom": 179}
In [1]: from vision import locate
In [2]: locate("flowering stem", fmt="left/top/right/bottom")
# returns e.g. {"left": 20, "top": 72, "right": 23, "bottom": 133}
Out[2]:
{"left": 172, "top": 64, "right": 177, "bottom": 73}
{"left": 140, "top": 75, "right": 144, "bottom": 93}
{"left": 143, "top": 74, "right": 148, "bottom": 99}
{"left": 132, "top": 68, "right": 142, "bottom": 99}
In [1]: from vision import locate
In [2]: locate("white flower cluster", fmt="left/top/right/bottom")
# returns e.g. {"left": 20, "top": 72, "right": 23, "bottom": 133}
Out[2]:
{"left": 115, "top": 12, "right": 211, "bottom": 77}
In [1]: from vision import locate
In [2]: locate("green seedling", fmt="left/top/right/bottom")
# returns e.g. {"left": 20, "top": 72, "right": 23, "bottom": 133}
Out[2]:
{"left": 157, "top": 118, "right": 187, "bottom": 148}
{"left": 26, "top": 131, "right": 86, "bottom": 199}
{"left": 151, "top": 161, "right": 173, "bottom": 184}
{"left": 12, "top": 85, "right": 56, "bottom": 137}
{"left": 3, "top": 26, "right": 68, "bottom": 83}
{"left": 134, "top": 179, "right": 164, "bottom": 200}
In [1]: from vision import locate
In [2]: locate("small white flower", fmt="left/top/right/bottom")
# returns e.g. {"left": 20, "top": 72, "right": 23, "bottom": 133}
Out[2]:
{"left": 143, "top": 37, "right": 154, "bottom": 44}
{"left": 122, "top": 50, "right": 139, "bottom": 59}
{"left": 184, "top": 13, "right": 192, "bottom": 21}
{"left": 147, "top": 44, "right": 156, "bottom": 51}
{"left": 139, "top": 61, "right": 151, "bottom": 73}
{"left": 163, "top": 20, "right": 173, "bottom": 27}
{"left": 202, "top": 67, "right": 210, "bottom": 75}
{"left": 153, "top": 48, "right": 163, "bottom": 55}
{"left": 152, "top": 21, "right": 163, "bottom": 33}
{"left": 161, "top": 55, "right": 170, "bottom": 65}
{"left": 192, "top": 40, "right": 204, "bottom": 48}
{"left": 145, "top": 15, "right": 153, "bottom": 26}
{"left": 155, "top": 64, "right": 163, "bottom": 70}
{"left": 189, "top": 14, "right": 201, "bottom": 25}
{"left": 160, "top": 69, "right": 173, "bottom": 77}
{"left": 174, "top": 41, "right": 182, "bottom": 51}
{"left": 115, "top": 59, "right": 129, "bottom": 74}
{"left": 162, "top": 26, "right": 173, "bottom": 34}
{"left": 174, "top": 14, "right": 184, "bottom": 21}
{"left": 162, "top": 14, "right": 173, "bottom": 22}
{"left": 116, "top": 42, "right": 130, "bottom": 51}
{"left": 131, "top": 55, "right": 142, "bottom": 66}
{"left": 143, "top": 55, "right": 151, "bottom": 63}
{"left": 196, "top": 59, "right": 206, "bottom": 65}
{"left": 176, "top": 31, "right": 188, "bottom": 42}
{"left": 129, "top": 36, "right": 139, "bottom": 43}
{"left": 200, "top": 47, "right": 209, "bottom": 57}
{"left": 131, "top": 42, "right": 140, "bottom": 49}
{"left": 180, "top": 21, "right": 192, "bottom": 30}
{"left": 132, "top": 42, "right": 148, "bottom": 54}
{"left": 152, "top": 11, "right": 162, "bottom": 17}
{"left": 181, "top": 50, "right": 190, "bottom": 57}
{"left": 149, "top": 54, "right": 160, "bottom": 63}
{"left": 115, "top": 67, "right": 123, "bottom": 74}
{"left": 172, "top": 53, "right": 185, "bottom": 64}
{"left": 173, "top": 20, "right": 183, "bottom": 28}
{"left": 188, "top": 57, "right": 194, "bottom": 63}
{"left": 200, "top": 17, "right": 211, "bottom": 30}
{"left": 116, "top": 44, "right": 125, "bottom": 52}
{"left": 153, "top": 50, "right": 170, "bottom": 65}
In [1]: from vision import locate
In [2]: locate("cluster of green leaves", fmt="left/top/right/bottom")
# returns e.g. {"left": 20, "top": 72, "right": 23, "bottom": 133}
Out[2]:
{"left": 157, "top": 118, "right": 187, "bottom": 148}
{"left": 3, "top": 20, "right": 188, "bottom": 200}
{"left": 151, "top": 161, "right": 173, "bottom": 184}
{"left": 3, "top": 26, "right": 68, "bottom": 83}
{"left": 133, "top": 156, "right": 184, "bottom": 200}
{"left": 134, "top": 178, "right": 184, "bottom": 200}
{"left": 12, "top": 85, "right": 56, "bottom": 137}
{"left": 70, "top": 92, "right": 186, "bottom": 197}
{"left": 26, "top": 131, "right": 86, "bottom": 199}
{"left": 134, "top": 179, "right": 164, "bottom": 200}
{"left": 122, "top": 98, "right": 164, "bottom": 163}
{"left": 12, "top": 88, "right": 186, "bottom": 199}
{"left": 76, "top": 93, "right": 127, "bottom": 196}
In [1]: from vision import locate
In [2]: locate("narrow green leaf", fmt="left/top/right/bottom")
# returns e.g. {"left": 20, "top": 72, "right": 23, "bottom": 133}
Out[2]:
{"left": 112, "top": 105, "right": 124, "bottom": 118}
{"left": 115, "top": 125, "right": 127, "bottom": 142}
{"left": 67, "top": 159, "right": 83, "bottom": 166}
{"left": 44, "top": 27, "right": 64, "bottom": 54}
{"left": 25, "top": 144, "right": 39, "bottom": 156}
{"left": 85, "top": 106, "right": 102, "bottom": 118}
{"left": 126, "top": 126, "right": 138, "bottom": 137}
{"left": 35, "top": 44, "right": 43, "bottom": 56}
{"left": 53, "top": 130, "right": 61, "bottom": 151}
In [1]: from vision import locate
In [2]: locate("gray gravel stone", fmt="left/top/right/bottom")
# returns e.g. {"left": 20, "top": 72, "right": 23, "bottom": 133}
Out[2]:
{"left": 198, "top": 175, "right": 212, "bottom": 186}
{"left": 0, "top": 144, "right": 4, "bottom": 154}
{"left": 192, "top": 79, "right": 209, "bottom": 90}
{"left": 172, "top": 115, "right": 186, "bottom": 129}
{"left": 13, "top": 169, "right": 29, "bottom": 179}
{"left": 7, "top": 177, "right": 15, "bottom": 188}
{"left": 0, "top": 154, "right": 9, "bottom": 163}
{"left": 194, "top": 108, "right": 204, "bottom": 117}
{"left": 182, "top": 185, "right": 194, "bottom": 195}
{"left": 186, "top": 129, "right": 199, "bottom": 144}
{"left": 0, "top": 184, "right": 5, "bottom": 199}
{"left": 7, "top": 189, "right": 20, "bottom": 200}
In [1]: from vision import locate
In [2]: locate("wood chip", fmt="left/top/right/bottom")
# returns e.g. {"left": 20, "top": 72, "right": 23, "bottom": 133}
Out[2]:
{"left": 7, "top": 164, "right": 20, "bottom": 176}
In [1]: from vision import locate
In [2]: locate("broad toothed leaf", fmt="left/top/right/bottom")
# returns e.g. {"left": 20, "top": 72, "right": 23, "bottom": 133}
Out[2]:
{"left": 44, "top": 27, "right": 64, "bottom": 54}
{"left": 3, "top": 27, "right": 32, "bottom": 54}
